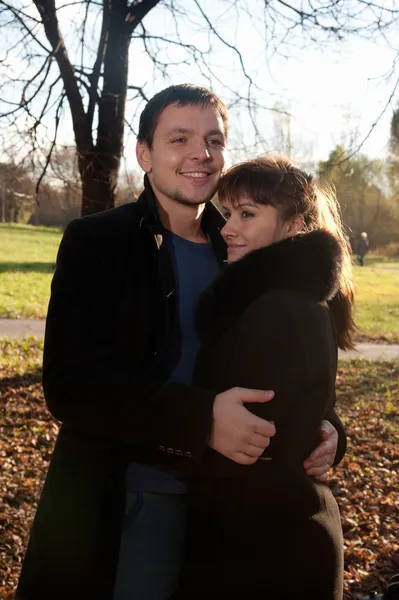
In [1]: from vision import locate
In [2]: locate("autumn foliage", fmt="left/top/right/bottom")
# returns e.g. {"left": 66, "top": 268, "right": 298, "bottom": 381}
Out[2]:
{"left": 0, "top": 339, "right": 398, "bottom": 599}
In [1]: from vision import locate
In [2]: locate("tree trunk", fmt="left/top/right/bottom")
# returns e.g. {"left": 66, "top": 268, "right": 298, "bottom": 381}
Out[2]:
{"left": 81, "top": 0, "right": 131, "bottom": 216}
{"left": 34, "top": 0, "right": 160, "bottom": 216}
{"left": 80, "top": 156, "right": 119, "bottom": 215}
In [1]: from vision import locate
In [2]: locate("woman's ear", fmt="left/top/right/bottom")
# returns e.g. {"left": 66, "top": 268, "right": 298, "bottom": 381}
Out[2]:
{"left": 287, "top": 215, "right": 305, "bottom": 236}
{"left": 136, "top": 141, "right": 152, "bottom": 173}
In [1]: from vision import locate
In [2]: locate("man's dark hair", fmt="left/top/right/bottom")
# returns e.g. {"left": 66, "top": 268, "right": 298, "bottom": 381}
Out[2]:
{"left": 137, "top": 84, "right": 229, "bottom": 149}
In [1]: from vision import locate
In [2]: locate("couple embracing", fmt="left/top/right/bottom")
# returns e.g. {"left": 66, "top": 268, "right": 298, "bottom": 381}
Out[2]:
{"left": 17, "top": 84, "right": 354, "bottom": 600}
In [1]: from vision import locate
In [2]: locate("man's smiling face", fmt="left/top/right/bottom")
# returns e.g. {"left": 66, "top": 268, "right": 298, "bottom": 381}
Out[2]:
{"left": 137, "top": 103, "right": 227, "bottom": 207}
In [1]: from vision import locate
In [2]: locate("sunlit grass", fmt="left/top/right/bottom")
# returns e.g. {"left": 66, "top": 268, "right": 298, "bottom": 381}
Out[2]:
{"left": 0, "top": 224, "right": 398, "bottom": 343}
{"left": 353, "top": 258, "right": 399, "bottom": 343}
{"left": 0, "top": 223, "right": 61, "bottom": 318}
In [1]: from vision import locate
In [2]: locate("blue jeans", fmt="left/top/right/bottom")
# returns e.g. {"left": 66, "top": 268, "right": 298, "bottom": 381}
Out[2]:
{"left": 113, "top": 492, "right": 186, "bottom": 600}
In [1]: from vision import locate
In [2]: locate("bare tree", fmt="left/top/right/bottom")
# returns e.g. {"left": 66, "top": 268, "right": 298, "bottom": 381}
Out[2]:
{"left": 0, "top": 162, "right": 34, "bottom": 222}
{"left": 0, "top": 0, "right": 398, "bottom": 216}
{"left": 27, "top": 146, "right": 82, "bottom": 226}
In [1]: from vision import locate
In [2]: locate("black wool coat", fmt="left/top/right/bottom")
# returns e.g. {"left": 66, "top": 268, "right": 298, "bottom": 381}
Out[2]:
{"left": 177, "top": 230, "right": 346, "bottom": 600}
{"left": 16, "top": 178, "right": 227, "bottom": 600}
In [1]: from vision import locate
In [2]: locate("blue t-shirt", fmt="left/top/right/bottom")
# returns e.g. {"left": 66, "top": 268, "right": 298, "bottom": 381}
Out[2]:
{"left": 126, "top": 230, "right": 221, "bottom": 493}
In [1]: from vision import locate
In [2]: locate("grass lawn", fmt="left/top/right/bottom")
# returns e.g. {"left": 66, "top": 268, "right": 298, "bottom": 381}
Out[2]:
{"left": 353, "top": 258, "right": 399, "bottom": 343}
{"left": 0, "top": 223, "right": 398, "bottom": 342}
{"left": 0, "top": 223, "right": 61, "bottom": 319}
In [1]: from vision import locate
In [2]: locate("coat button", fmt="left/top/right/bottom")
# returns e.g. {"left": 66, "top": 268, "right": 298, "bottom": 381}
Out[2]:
{"left": 184, "top": 451, "right": 192, "bottom": 458}
{"left": 175, "top": 450, "right": 183, "bottom": 456}
{"left": 158, "top": 445, "right": 165, "bottom": 452}
{"left": 167, "top": 448, "right": 174, "bottom": 454}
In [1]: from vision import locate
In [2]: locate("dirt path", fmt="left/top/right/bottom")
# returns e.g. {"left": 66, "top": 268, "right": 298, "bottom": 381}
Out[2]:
{"left": 1, "top": 318, "right": 398, "bottom": 361}
{"left": 338, "top": 343, "right": 399, "bottom": 361}
{"left": 0, "top": 318, "right": 46, "bottom": 338}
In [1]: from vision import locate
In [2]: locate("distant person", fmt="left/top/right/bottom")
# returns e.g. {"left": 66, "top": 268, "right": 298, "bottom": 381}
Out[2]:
{"left": 358, "top": 231, "right": 369, "bottom": 266}
{"left": 176, "top": 156, "right": 355, "bottom": 600}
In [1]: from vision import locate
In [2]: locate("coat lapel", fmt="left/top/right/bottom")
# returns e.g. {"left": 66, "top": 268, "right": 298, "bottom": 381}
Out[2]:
{"left": 134, "top": 175, "right": 228, "bottom": 364}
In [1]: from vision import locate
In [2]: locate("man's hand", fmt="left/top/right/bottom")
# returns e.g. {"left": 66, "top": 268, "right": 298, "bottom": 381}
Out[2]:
{"left": 209, "top": 387, "right": 276, "bottom": 465}
{"left": 303, "top": 420, "right": 338, "bottom": 481}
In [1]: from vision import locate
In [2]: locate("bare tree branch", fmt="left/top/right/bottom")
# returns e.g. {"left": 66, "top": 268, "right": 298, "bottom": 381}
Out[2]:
{"left": 1, "top": 0, "right": 398, "bottom": 218}
{"left": 127, "top": 85, "right": 149, "bottom": 102}
{"left": 86, "top": 0, "right": 108, "bottom": 129}
{"left": 20, "top": 55, "right": 52, "bottom": 106}
{"left": 0, "top": 0, "right": 51, "bottom": 52}
{"left": 33, "top": 0, "right": 92, "bottom": 153}
{"left": 334, "top": 75, "right": 399, "bottom": 165}
{"left": 35, "top": 75, "right": 62, "bottom": 123}
{"left": 35, "top": 91, "right": 65, "bottom": 198}
{"left": 126, "top": 0, "right": 160, "bottom": 30}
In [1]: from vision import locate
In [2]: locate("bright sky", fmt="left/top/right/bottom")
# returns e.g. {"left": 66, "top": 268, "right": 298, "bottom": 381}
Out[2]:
{"left": 120, "top": 1, "right": 399, "bottom": 174}
{"left": 123, "top": 1, "right": 399, "bottom": 169}
{"left": 258, "top": 38, "right": 398, "bottom": 164}
{"left": 1, "top": 0, "right": 399, "bottom": 173}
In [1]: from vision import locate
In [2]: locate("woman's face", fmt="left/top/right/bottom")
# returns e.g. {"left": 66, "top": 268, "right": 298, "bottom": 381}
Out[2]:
{"left": 221, "top": 197, "right": 292, "bottom": 263}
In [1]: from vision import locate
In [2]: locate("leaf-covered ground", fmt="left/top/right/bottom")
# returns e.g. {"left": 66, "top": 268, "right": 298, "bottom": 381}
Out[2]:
{"left": 1, "top": 339, "right": 398, "bottom": 599}
{"left": 333, "top": 360, "right": 399, "bottom": 598}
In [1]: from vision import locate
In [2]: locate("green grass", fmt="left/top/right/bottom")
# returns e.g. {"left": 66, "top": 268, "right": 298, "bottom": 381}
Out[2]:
{"left": 353, "top": 257, "right": 399, "bottom": 343}
{"left": 0, "top": 225, "right": 398, "bottom": 343}
{"left": 0, "top": 223, "right": 61, "bottom": 318}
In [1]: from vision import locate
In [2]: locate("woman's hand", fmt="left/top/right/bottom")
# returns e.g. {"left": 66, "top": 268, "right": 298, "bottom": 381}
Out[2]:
{"left": 303, "top": 420, "right": 338, "bottom": 481}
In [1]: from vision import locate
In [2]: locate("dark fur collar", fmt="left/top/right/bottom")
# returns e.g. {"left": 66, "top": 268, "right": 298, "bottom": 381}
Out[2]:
{"left": 196, "top": 229, "right": 342, "bottom": 339}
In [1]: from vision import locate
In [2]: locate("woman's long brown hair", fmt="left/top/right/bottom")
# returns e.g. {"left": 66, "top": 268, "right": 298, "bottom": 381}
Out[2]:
{"left": 218, "top": 154, "right": 356, "bottom": 350}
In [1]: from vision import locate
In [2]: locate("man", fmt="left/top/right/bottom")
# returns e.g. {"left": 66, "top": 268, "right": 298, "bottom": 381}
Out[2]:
{"left": 16, "top": 85, "right": 346, "bottom": 600}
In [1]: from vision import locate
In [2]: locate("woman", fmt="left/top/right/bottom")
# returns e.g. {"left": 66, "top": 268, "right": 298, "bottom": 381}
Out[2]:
{"left": 177, "top": 155, "right": 355, "bottom": 600}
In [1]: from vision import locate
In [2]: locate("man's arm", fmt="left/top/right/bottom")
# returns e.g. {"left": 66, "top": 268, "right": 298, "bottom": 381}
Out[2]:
{"left": 43, "top": 219, "right": 275, "bottom": 465}
{"left": 303, "top": 386, "right": 347, "bottom": 480}
{"left": 323, "top": 401, "right": 347, "bottom": 465}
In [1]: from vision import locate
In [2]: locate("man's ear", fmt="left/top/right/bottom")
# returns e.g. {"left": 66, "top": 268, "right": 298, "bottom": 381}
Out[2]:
{"left": 136, "top": 141, "right": 152, "bottom": 173}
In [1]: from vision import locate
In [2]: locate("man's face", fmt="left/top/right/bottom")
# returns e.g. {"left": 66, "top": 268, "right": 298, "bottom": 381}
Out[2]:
{"left": 137, "top": 103, "right": 227, "bottom": 207}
